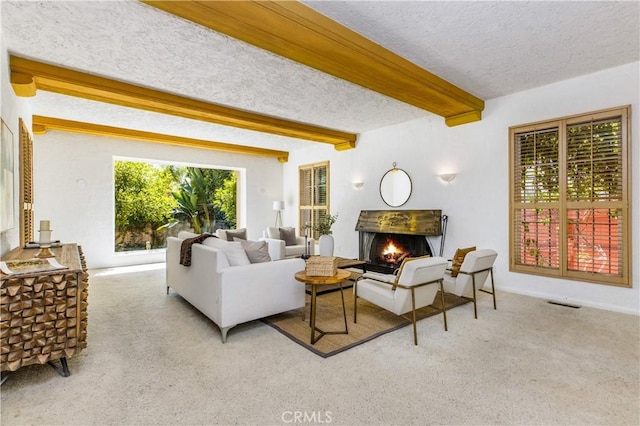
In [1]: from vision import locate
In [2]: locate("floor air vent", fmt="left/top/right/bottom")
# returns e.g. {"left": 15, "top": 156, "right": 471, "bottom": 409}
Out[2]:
{"left": 547, "top": 300, "right": 581, "bottom": 309}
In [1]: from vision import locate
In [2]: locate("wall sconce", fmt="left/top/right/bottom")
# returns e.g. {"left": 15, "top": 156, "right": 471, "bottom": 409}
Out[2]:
{"left": 352, "top": 181, "right": 364, "bottom": 190}
{"left": 439, "top": 173, "right": 457, "bottom": 183}
{"left": 273, "top": 200, "right": 284, "bottom": 227}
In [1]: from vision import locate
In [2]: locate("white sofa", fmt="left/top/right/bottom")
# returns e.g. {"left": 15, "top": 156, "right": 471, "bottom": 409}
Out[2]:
{"left": 166, "top": 231, "right": 306, "bottom": 342}
{"left": 260, "top": 226, "right": 315, "bottom": 260}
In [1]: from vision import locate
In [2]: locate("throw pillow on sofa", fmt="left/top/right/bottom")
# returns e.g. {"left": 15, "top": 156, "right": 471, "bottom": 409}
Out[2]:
{"left": 202, "top": 237, "right": 251, "bottom": 266}
{"left": 234, "top": 238, "right": 271, "bottom": 263}
{"left": 266, "top": 226, "right": 296, "bottom": 242}
{"left": 279, "top": 227, "right": 298, "bottom": 246}
{"left": 224, "top": 229, "right": 247, "bottom": 241}
{"left": 216, "top": 228, "right": 247, "bottom": 241}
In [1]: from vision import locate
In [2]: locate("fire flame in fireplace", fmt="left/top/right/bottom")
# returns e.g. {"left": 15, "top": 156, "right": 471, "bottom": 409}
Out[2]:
{"left": 383, "top": 241, "right": 400, "bottom": 257}
{"left": 380, "top": 240, "right": 409, "bottom": 264}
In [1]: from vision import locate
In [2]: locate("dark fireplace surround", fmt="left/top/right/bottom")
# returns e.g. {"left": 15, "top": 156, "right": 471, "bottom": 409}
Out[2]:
{"left": 355, "top": 210, "right": 442, "bottom": 274}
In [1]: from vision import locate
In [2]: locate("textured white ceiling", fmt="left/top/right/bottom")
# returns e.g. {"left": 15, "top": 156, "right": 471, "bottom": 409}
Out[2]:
{"left": 305, "top": 0, "right": 640, "bottom": 100}
{"left": 2, "top": 1, "right": 638, "bottom": 152}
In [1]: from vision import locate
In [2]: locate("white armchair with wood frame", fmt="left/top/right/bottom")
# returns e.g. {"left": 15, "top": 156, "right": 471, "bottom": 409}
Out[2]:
{"left": 443, "top": 249, "right": 498, "bottom": 319}
{"left": 353, "top": 256, "right": 449, "bottom": 345}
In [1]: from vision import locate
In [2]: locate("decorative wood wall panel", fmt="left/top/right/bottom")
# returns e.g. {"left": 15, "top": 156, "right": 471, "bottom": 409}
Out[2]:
{"left": 1, "top": 244, "right": 88, "bottom": 372}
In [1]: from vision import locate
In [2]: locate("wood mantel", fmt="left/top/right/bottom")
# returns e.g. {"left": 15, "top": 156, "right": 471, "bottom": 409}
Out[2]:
{"left": 355, "top": 210, "right": 442, "bottom": 236}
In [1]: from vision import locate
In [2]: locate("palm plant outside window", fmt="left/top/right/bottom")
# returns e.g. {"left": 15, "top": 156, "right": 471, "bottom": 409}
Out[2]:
{"left": 509, "top": 106, "right": 630, "bottom": 286}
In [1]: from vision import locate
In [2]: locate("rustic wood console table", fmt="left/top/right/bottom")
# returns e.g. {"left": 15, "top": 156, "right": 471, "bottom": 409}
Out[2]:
{"left": 1, "top": 244, "right": 88, "bottom": 380}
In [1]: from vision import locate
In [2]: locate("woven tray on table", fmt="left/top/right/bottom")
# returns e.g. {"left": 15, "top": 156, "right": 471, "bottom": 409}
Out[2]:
{"left": 305, "top": 256, "right": 339, "bottom": 276}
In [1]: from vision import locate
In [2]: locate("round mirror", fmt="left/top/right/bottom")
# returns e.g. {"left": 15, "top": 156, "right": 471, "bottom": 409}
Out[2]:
{"left": 380, "top": 165, "right": 412, "bottom": 207}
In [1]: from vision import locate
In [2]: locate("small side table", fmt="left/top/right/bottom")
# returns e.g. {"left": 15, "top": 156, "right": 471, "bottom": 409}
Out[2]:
{"left": 294, "top": 270, "right": 351, "bottom": 344}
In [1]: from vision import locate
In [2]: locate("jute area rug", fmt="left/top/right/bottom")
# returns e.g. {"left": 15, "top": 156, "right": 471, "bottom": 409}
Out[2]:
{"left": 262, "top": 288, "right": 470, "bottom": 358}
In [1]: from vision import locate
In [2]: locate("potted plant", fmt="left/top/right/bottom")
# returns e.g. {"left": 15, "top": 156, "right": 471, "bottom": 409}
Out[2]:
{"left": 314, "top": 213, "right": 338, "bottom": 256}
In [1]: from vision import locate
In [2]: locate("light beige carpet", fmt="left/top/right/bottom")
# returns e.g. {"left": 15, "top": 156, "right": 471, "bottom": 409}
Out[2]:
{"left": 263, "top": 290, "right": 469, "bottom": 357}
{"left": 1, "top": 263, "right": 638, "bottom": 425}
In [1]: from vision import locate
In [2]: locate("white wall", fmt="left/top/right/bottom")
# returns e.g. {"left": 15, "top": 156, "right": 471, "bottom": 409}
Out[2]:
{"left": 32, "top": 131, "right": 283, "bottom": 269}
{"left": 0, "top": 35, "right": 32, "bottom": 256}
{"left": 284, "top": 62, "right": 639, "bottom": 315}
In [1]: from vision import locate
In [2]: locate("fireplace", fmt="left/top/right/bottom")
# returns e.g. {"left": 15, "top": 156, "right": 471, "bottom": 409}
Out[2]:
{"left": 355, "top": 210, "right": 442, "bottom": 273}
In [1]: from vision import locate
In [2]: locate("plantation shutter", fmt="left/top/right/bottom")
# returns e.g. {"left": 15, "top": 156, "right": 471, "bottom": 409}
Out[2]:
{"left": 19, "top": 119, "right": 34, "bottom": 246}
{"left": 510, "top": 106, "right": 630, "bottom": 286}
{"left": 299, "top": 167, "right": 312, "bottom": 228}
{"left": 299, "top": 161, "right": 329, "bottom": 239}
{"left": 565, "top": 113, "right": 626, "bottom": 279}
{"left": 512, "top": 125, "right": 560, "bottom": 270}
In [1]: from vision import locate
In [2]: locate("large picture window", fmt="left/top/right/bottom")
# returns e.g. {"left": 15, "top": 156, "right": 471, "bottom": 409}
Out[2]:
{"left": 113, "top": 159, "right": 237, "bottom": 252}
{"left": 510, "top": 106, "right": 630, "bottom": 287}
{"left": 299, "top": 161, "right": 329, "bottom": 240}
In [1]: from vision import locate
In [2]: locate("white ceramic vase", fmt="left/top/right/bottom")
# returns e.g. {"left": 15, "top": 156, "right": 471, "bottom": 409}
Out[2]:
{"left": 318, "top": 234, "right": 334, "bottom": 256}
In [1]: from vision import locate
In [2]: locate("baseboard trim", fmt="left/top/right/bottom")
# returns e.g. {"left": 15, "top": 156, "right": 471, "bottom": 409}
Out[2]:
{"left": 497, "top": 286, "right": 639, "bottom": 316}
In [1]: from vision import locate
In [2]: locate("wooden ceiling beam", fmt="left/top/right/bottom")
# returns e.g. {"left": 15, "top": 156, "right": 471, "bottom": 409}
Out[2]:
{"left": 143, "top": 0, "right": 485, "bottom": 126}
{"left": 10, "top": 55, "right": 356, "bottom": 149}
{"left": 32, "top": 115, "right": 290, "bottom": 163}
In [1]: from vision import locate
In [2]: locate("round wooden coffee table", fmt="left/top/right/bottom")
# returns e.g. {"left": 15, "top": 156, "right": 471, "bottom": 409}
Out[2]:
{"left": 294, "top": 270, "right": 351, "bottom": 344}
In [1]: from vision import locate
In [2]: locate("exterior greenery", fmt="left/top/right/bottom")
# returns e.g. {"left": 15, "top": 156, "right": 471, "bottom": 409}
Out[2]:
{"left": 114, "top": 161, "right": 176, "bottom": 251}
{"left": 114, "top": 160, "right": 237, "bottom": 252}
